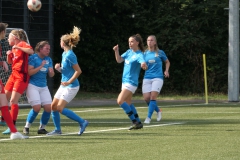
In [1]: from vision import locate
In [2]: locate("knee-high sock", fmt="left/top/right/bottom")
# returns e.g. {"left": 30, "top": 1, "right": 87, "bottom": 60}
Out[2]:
{"left": 51, "top": 111, "right": 61, "bottom": 131}
{"left": 130, "top": 104, "right": 141, "bottom": 122}
{"left": 120, "top": 102, "right": 136, "bottom": 122}
{"left": 26, "top": 109, "right": 39, "bottom": 125}
{"left": 148, "top": 100, "right": 157, "bottom": 119}
{"left": 40, "top": 110, "right": 51, "bottom": 126}
{"left": 1, "top": 106, "right": 17, "bottom": 133}
{"left": 10, "top": 104, "right": 19, "bottom": 123}
{"left": 61, "top": 108, "right": 84, "bottom": 124}
{"left": 155, "top": 105, "right": 160, "bottom": 112}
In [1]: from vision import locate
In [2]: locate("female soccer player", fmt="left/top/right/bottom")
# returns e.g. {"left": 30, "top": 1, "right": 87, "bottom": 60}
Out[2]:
{"left": 2, "top": 29, "right": 34, "bottom": 134}
{"left": 23, "top": 41, "right": 54, "bottom": 135}
{"left": 0, "top": 22, "right": 28, "bottom": 139}
{"left": 113, "top": 34, "right": 147, "bottom": 130}
{"left": 142, "top": 35, "right": 170, "bottom": 124}
{"left": 47, "top": 26, "right": 88, "bottom": 136}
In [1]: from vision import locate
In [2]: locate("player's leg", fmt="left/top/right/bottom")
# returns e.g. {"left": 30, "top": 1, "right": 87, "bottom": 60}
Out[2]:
{"left": 150, "top": 78, "right": 163, "bottom": 122}
{"left": 117, "top": 84, "right": 136, "bottom": 122}
{"left": 9, "top": 78, "right": 28, "bottom": 125}
{"left": 0, "top": 82, "right": 28, "bottom": 139}
{"left": 55, "top": 87, "right": 88, "bottom": 135}
{"left": 2, "top": 75, "right": 14, "bottom": 134}
{"left": 47, "top": 97, "right": 62, "bottom": 135}
{"left": 47, "top": 87, "right": 62, "bottom": 135}
{"left": 23, "top": 84, "right": 41, "bottom": 135}
{"left": 38, "top": 87, "right": 52, "bottom": 134}
{"left": 142, "top": 79, "right": 154, "bottom": 123}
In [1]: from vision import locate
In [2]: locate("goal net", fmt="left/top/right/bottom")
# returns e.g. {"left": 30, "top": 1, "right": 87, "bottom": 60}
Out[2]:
{"left": 0, "top": 29, "right": 29, "bottom": 105}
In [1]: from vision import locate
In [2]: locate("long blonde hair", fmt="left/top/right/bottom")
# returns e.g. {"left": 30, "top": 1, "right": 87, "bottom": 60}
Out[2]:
{"left": 61, "top": 26, "right": 81, "bottom": 49}
{"left": 10, "top": 29, "right": 28, "bottom": 42}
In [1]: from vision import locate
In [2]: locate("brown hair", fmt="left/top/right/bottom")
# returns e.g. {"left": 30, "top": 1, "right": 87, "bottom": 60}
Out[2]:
{"left": 61, "top": 26, "right": 81, "bottom": 49}
{"left": 130, "top": 34, "right": 144, "bottom": 52}
{"left": 10, "top": 29, "right": 27, "bottom": 42}
{"left": 0, "top": 22, "right": 8, "bottom": 33}
{"left": 35, "top": 41, "right": 49, "bottom": 53}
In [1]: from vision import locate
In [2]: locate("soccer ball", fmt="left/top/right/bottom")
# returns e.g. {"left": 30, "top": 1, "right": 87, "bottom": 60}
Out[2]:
{"left": 27, "top": 0, "right": 42, "bottom": 12}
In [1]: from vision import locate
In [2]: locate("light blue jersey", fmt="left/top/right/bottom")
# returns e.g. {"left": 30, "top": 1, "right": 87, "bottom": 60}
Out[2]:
{"left": 61, "top": 50, "right": 79, "bottom": 88}
{"left": 144, "top": 50, "right": 168, "bottom": 79}
{"left": 121, "top": 49, "right": 145, "bottom": 86}
{"left": 29, "top": 53, "right": 53, "bottom": 87}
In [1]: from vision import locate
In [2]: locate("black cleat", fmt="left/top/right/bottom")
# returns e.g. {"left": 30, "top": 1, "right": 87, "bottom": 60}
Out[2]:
{"left": 128, "top": 122, "right": 143, "bottom": 130}
{"left": 23, "top": 127, "right": 29, "bottom": 135}
{"left": 37, "top": 129, "right": 48, "bottom": 134}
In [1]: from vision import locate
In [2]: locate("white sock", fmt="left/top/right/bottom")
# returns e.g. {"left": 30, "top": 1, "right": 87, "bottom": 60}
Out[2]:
{"left": 25, "top": 122, "right": 31, "bottom": 128}
{"left": 39, "top": 124, "right": 46, "bottom": 129}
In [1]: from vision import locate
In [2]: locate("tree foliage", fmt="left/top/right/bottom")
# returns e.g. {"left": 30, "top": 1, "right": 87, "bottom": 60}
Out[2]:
{"left": 54, "top": 0, "right": 229, "bottom": 93}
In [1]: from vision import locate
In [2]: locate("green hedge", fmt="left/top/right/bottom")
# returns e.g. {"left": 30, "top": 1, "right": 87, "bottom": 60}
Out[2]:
{"left": 53, "top": 0, "right": 229, "bottom": 93}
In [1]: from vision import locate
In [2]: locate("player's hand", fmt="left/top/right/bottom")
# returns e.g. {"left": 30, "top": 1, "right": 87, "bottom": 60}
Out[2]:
{"left": 55, "top": 63, "right": 61, "bottom": 70}
{"left": 41, "top": 60, "right": 46, "bottom": 67}
{"left": 141, "top": 62, "right": 148, "bottom": 70}
{"left": 3, "top": 61, "right": 9, "bottom": 72}
{"left": 164, "top": 71, "right": 169, "bottom": 78}
{"left": 6, "top": 50, "right": 13, "bottom": 59}
{"left": 12, "top": 45, "right": 19, "bottom": 49}
{"left": 49, "top": 68, "right": 54, "bottom": 73}
{"left": 61, "top": 81, "right": 70, "bottom": 86}
{"left": 113, "top": 45, "right": 119, "bottom": 52}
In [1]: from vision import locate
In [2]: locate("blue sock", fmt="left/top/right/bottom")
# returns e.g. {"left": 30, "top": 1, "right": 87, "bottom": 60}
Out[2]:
{"left": 155, "top": 105, "right": 160, "bottom": 112}
{"left": 51, "top": 111, "right": 61, "bottom": 131}
{"left": 61, "top": 108, "right": 85, "bottom": 124}
{"left": 148, "top": 100, "right": 157, "bottom": 119}
{"left": 26, "top": 109, "right": 38, "bottom": 124}
{"left": 40, "top": 111, "right": 51, "bottom": 125}
{"left": 120, "top": 102, "right": 136, "bottom": 121}
{"left": 130, "top": 104, "right": 141, "bottom": 122}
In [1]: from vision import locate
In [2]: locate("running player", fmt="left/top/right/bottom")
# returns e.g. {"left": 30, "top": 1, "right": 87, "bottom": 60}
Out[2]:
{"left": 2, "top": 29, "right": 34, "bottom": 134}
{"left": 142, "top": 35, "right": 170, "bottom": 124}
{"left": 0, "top": 22, "right": 28, "bottom": 139}
{"left": 47, "top": 26, "right": 88, "bottom": 136}
{"left": 113, "top": 34, "right": 147, "bottom": 130}
{"left": 23, "top": 41, "right": 54, "bottom": 135}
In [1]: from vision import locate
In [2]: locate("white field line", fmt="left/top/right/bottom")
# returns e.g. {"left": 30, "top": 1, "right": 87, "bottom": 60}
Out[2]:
{"left": 0, "top": 122, "right": 184, "bottom": 141}
{"left": 17, "top": 102, "right": 240, "bottom": 117}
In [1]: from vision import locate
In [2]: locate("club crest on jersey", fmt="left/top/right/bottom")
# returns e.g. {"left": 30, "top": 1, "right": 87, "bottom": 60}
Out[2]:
{"left": 125, "top": 60, "right": 130, "bottom": 64}
{"left": 131, "top": 55, "right": 137, "bottom": 60}
{"left": 45, "top": 60, "right": 49, "bottom": 64}
{"left": 148, "top": 59, "right": 155, "bottom": 63}
{"left": 40, "top": 67, "right": 47, "bottom": 72}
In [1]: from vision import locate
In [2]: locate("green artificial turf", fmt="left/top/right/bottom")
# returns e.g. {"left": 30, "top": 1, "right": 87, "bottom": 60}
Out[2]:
{"left": 0, "top": 102, "right": 239, "bottom": 160}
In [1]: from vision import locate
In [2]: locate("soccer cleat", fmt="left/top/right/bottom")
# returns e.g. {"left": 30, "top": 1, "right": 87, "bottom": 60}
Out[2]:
{"left": 23, "top": 127, "right": 29, "bottom": 135}
{"left": 144, "top": 117, "right": 151, "bottom": 124}
{"left": 78, "top": 120, "right": 89, "bottom": 135}
{"left": 2, "top": 127, "right": 11, "bottom": 134}
{"left": 0, "top": 120, "right": 6, "bottom": 126}
{"left": 10, "top": 132, "right": 29, "bottom": 140}
{"left": 46, "top": 130, "right": 62, "bottom": 136}
{"left": 157, "top": 110, "right": 162, "bottom": 121}
{"left": 128, "top": 122, "right": 143, "bottom": 130}
{"left": 37, "top": 129, "right": 48, "bottom": 134}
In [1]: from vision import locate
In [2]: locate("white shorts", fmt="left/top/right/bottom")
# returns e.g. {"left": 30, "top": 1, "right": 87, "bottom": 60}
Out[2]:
{"left": 121, "top": 83, "right": 137, "bottom": 94}
{"left": 142, "top": 78, "right": 163, "bottom": 93}
{"left": 26, "top": 83, "right": 52, "bottom": 106}
{"left": 54, "top": 85, "right": 79, "bottom": 103}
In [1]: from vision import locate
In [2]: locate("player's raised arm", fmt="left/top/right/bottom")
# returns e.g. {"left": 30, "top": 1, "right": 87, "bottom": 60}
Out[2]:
{"left": 113, "top": 44, "right": 124, "bottom": 63}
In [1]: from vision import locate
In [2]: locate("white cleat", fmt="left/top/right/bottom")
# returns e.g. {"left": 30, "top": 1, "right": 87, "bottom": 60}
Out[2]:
{"left": 10, "top": 132, "right": 29, "bottom": 140}
{"left": 157, "top": 110, "right": 162, "bottom": 121}
{"left": 144, "top": 117, "right": 151, "bottom": 124}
